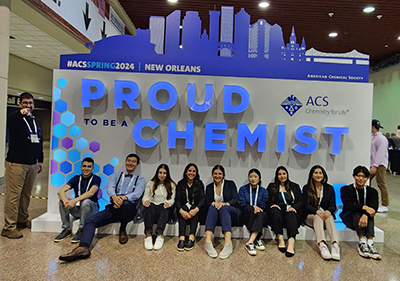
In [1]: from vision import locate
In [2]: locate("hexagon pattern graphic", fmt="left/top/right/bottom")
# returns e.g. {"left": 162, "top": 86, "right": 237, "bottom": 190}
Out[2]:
{"left": 51, "top": 173, "right": 65, "bottom": 187}
{"left": 99, "top": 174, "right": 109, "bottom": 188}
{"left": 68, "top": 149, "right": 81, "bottom": 162}
{"left": 55, "top": 100, "right": 67, "bottom": 113}
{"left": 61, "top": 111, "right": 75, "bottom": 127}
{"left": 76, "top": 138, "right": 88, "bottom": 150}
{"left": 57, "top": 78, "right": 67, "bottom": 88}
{"left": 53, "top": 124, "right": 67, "bottom": 138}
{"left": 60, "top": 161, "right": 72, "bottom": 174}
{"left": 103, "top": 164, "right": 114, "bottom": 176}
{"left": 53, "top": 149, "right": 66, "bottom": 162}
{"left": 53, "top": 112, "right": 60, "bottom": 126}
{"left": 51, "top": 136, "right": 59, "bottom": 150}
{"left": 53, "top": 87, "right": 61, "bottom": 101}
{"left": 74, "top": 161, "right": 82, "bottom": 174}
{"left": 69, "top": 125, "right": 81, "bottom": 137}
{"left": 61, "top": 137, "right": 73, "bottom": 149}
{"left": 93, "top": 164, "right": 99, "bottom": 174}
{"left": 110, "top": 157, "right": 119, "bottom": 166}
{"left": 82, "top": 151, "right": 93, "bottom": 159}
{"left": 89, "top": 141, "right": 100, "bottom": 152}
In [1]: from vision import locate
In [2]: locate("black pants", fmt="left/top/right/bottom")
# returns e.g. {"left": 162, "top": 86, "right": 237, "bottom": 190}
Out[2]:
{"left": 143, "top": 203, "right": 170, "bottom": 235}
{"left": 242, "top": 205, "right": 267, "bottom": 238}
{"left": 268, "top": 207, "right": 301, "bottom": 238}
{"left": 177, "top": 205, "right": 199, "bottom": 237}
{"left": 341, "top": 211, "right": 375, "bottom": 237}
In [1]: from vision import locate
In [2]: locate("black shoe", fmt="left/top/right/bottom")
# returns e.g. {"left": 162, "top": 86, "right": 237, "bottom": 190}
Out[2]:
{"left": 71, "top": 228, "right": 83, "bottom": 244}
{"left": 186, "top": 239, "right": 195, "bottom": 251}
{"left": 177, "top": 240, "right": 185, "bottom": 251}
{"left": 54, "top": 228, "right": 71, "bottom": 242}
{"left": 285, "top": 251, "right": 295, "bottom": 257}
{"left": 278, "top": 246, "right": 286, "bottom": 253}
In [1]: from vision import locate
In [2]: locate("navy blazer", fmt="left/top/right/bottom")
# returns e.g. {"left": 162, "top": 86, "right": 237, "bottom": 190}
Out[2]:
{"left": 205, "top": 179, "right": 239, "bottom": 208}
{"left": 302, "top": 183, "right": 337, "bottom": 220}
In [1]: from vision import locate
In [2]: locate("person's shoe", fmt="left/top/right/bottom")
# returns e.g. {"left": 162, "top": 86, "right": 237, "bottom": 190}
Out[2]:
{"left": 185, "top": 239, "right": 195, "bottom": 251}
{"left": 205, "top": 242, "right": 218, "bottom": 258}
{"left": 17, "top": 220, "right": 31, "bottom": 229}
{"left": 144, "top": 236, "right": 153, "bottom": 250}
{"left": 319, "top": 243, "right": 332, "bottom": 260}
{"left": 254, "top": 239, "right": 265, "bottom": 251}
{"left": 54, "top": 228, "right": 71, "bottom": 243}
{"left": 177, "top": 240, "right": 186, "bottom": 251}
{"left": 285, "top": 251, "right": 295, "bottom": 257}
{"left": 119, "top": 230, "right": 128, "bottom": 244}
{"left": 377, "top": 206, "right": 388, "bottom": 213}
{"left": 59, "top": 246, "right": 91, "bottom": 262}
{"left": 369, "top": 244, "right": 382, "bottom": 260}
{"left": 1, "top": 229, "right": 23, "bottom": 239}
{"left": 278, "top": 246, "right": 286, "bottom": 253}
{"left": 358, "top": 243, "right": 371, "bottom": 258}
{"left": 331, "top": 244, "right": 341, "bottom": 261}
{"left": 245, "top": 243, "right": 257, "bottom": 256}
{"left": 71, "top": 228, "right": 83, "bottom": 244}
{"left": 154, "top": 236, "right": 164, "bottom": 250}
{"left": 219, "top": 243, "right": 233, "bottom": 259}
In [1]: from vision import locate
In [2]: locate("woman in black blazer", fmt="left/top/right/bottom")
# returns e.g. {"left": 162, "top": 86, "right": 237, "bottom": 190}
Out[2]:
{"left": 302, "top": 165, "right": 340, "bottom": 261}
{"left": 204, "top": 165, "right": 240, "bottom": 260}
{"left": 267, "top": 166, "right": 303, "bottom": 257}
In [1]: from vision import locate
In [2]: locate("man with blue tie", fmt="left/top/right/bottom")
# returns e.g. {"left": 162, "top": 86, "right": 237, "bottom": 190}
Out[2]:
{"left": 59, "top": 153, "right": 145, "bottom": 262}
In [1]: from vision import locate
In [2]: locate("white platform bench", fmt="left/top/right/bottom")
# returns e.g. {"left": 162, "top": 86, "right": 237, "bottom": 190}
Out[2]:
{"left": 32, "top": 212, "right": 384, "bottom": 243}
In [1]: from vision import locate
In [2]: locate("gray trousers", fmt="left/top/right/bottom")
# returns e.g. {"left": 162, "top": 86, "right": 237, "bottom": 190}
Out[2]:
{"left": 59, "top": 198, "right": 98, "bottom": 229}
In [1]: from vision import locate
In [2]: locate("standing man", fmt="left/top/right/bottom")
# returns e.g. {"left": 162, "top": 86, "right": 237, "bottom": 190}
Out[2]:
{"left": 370, "top": 119, "right": 389, "bottom": 213}
{"left": 59, "top": 153, "right": 145, "bottom": 262}
{"left": 55, "top": 157, "right": 101, "bottom": 243}
{"left": 2, "top": 92, "right": 43, "bottom": 239}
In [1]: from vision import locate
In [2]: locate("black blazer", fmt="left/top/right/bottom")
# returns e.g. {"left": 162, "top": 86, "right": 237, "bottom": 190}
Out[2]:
{"left": 302, "top": 183, "right": 337, "bottom": 220}
{"left": 205, "top": 179, "right": 239, "bottom": 208}
{"left": 266, "top": 181, "right": 303, "bottom": 212}
{"left": 175, "top": 179, "right": 205, "bottom": 211}
{"left": 340, "top": 184, "right": 378, "bottom": 219}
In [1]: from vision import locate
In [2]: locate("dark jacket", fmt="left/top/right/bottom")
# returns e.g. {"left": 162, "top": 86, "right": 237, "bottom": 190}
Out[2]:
{"left": 205, "top": 179, "right": 239, "bottom": 208}
{"left": 175, "top": 179, "right": 205, "bottom": 211}
{"left": 340, "top": 184, "right": 378, "bottom": 219}
{"left": 302, "top": 183, "right": 337, "bottom": 220}
{"left": 266, "top": 181, "right": 303, "bottom": 212}
{"left": 238, "top": 184, "right": 268, "bottom": 211}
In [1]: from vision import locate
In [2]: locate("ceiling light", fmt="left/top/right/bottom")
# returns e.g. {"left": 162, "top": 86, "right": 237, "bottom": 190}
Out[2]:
{"left": 259, "top": 2, "right": 269, "bottom": 8}
{"left": 363, "top": 6, "right": 375, "bottom": 13}
{"left": 397, "top": 36, "right": 400, "bottom": 40}
{"left": 167, "top": 0, "right": 178, "bottom": 3}
{"left": 329, "top": 32, "right": 338, "bottom": 38}
{"left": 38, "top": 97, "right": 44, "bottom": 100}
{"left": 385, "top": 45, "right": 388, "bottom": 48}
{"left": 377, "top": 15, "right": 383, "bottom": 19}
{"left": 179, "top": 45, "right": 183, "bottom": 49}
{"left": 328, "top": 13, "right": 334, "bottom": 17}
{"left": 179, "top": 25, "right": 183, "bottom": 29}
{"left": 25, "top": 44, "right": 32, "bottom": 48}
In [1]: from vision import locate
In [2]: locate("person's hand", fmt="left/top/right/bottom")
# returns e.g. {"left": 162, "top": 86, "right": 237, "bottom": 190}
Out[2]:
{"left": 144, "top": 200, "right": 151, "bottom": 207}
{"left": 363, "top": 206, "right": 376, "bottom": 217}
{"left": 37, "top": 163, "right": 43, "bottom": 174}
{"left": 188, "top": 208, "right": 198, "bottom": 217}
{"left": 66, "top": 199, "right": 77, "bottom": 209}
{"left": 20, "top": 108, "right": 31, "bottom": 116}
{"left": 253, "top": 206, "right": 263, "bottom": 214}
{"left": 323, "top": 210, "right": 331, "bottom": 220}
{"left": 358, "top": 214, "right": 368, "bottom": 228}
{"left": 180, "top": 209, "right": 189, "bottom": 220}
{"left": 316, "top": 210, "right": 324, "bottom": 219}
{"left": 370, "top": 166, "right": 377, "bottom": 176}
{"left": 270, "top": 204, "right": 281, "bottom": 210}
{"left": 286, "top": 207, "right": 297, "bottom": 213}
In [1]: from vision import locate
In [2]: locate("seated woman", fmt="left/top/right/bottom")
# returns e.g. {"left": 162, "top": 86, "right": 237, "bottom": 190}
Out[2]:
{"left": 267, "top": 166, "right": 303, "bottom": 257}
{"left": 142, "top": 164, "right": 176, "bottom": 250}
{"left": 302, "top": 165, "right": 340, "bottom": 260}
{"left": 340, "top": 165, "right": 381, "bottom": 260}
{"left": 238, "top": 168, "right": 269, "bottom": 256}
{"left": 204, "top": 165, "right": 240, "bottom": 259}
{"left": 175, "top": 163, "right": 205, "bottom": 251}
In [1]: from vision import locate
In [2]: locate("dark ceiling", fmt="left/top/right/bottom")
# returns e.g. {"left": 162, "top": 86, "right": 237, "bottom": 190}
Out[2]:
{"left": 119, "top": 0, "right": 400, "bottom": 65}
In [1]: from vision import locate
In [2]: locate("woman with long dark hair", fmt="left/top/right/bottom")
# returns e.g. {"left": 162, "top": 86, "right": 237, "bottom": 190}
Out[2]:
{"left": 238, "top": 168, "right": 269, "bottom": 256}
{"left": 204, "top": 165, "right": 240, "bottom": 259}
{"left": 302, "top": 165, "right": 340, "bottom": 260}
{"left": 175, "top": 163, "right": 205, "bottom": 251}
{"left": 267, "top": 166, "right": 303, "bottom": 257}
{"left": 142, "top": 164, "right": 176, "bottom": 250}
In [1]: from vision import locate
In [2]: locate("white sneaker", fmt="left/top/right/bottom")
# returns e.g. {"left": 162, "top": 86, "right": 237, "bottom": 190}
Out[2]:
{"left": 219, "top": 243, "right": 233, "bottom": 259}
{"left": 144, "top": 236, "right": 153, "bottom": 250}
{"left": 245, "top": 243, "right": 257, "bottom": 256}
{"left": 369, "top": 244, "right": 382, "bottom": 260}
{"left": 319, "top": 243, "right": 332, "bottom": 260}
{"left": 154, "top": 236, "right": 164, "bottom": 250}
{"left": 205, "top": 242, "right": 218, "bottom": 258}
{"left": 377, "top": 206, "right": 388, "bottom": 213}
{"left": 254, "top": 239, "right": 266, "bottom": 251}
{"left": 331, "top": 244, "right": 341, "bottom": 261}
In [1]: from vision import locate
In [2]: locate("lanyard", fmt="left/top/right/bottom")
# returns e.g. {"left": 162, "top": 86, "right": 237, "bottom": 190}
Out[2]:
{"left": 77, "top": 175, "right": 93, "bottom": 198}
{"left": 354, "top": 185, "right": 367, "bottom": 205}
{"left": 118, "top": 173, "right": 136, "bottom": 195}
{"left": 23, "top": 117, "right": 37, "bottom": 134}
{"left": 318, "top": 185, "right": 324, "bottom": 206}
{"left": 250, "top": 185, "right": 259, "bottom": 206}
{"left": 186, "top": 186, "right": 193, "bottom": 204}
{"left": 279, "top": 185, "right": 295, "bottom": 206}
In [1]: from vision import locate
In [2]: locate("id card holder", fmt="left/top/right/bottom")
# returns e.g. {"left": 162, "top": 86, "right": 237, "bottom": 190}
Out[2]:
{"left": 286, "top": 204, "right": 292, "bottom": 209}
{"left": 76, "top": 201, "right": 81, "bottom": 207}
{"left": 186, "top": 203, "right": 192, "bottom": 209}
{"left": 31, "top": 134, "right": 40, "bottom": 143}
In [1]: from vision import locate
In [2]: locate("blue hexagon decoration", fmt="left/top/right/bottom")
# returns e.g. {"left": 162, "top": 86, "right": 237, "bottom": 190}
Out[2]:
{"left": 51, "top": 136, "right": 59, "bottom": 150}
{"left": 82, "top": 151, "right": 93, "bottom": 159}
{"left": 99, "top": 174, "right": 109, "bottom": 188}
{"left": 93, "top": 163, "right": 99, "bottom": 174}
{"left": 55, "top": 100, "right": 67, "bottom": 113}
{"left": 66, "top": 173, "right": 77, "bottom": 183}
{"left": 68, "top": 149, "right": 81, "bottom": 162}
{"left": 51, "top": 173, "right": 65, "bottom": 187}
{"left": 76, "top": 138, "right": 88, "bottom": 150}
{"left": 103, "top": 164, "right": 114, "bottom": 176}
{"left": 69, "top": 125, "right": 81, "bottom": 137}
{"left": 98, "top": 198, "right": 108, "bottom": 211}
{"left": 53, "top": 149, "right": 66, "bottom": 162}
{"left": 74, "top": 161, "right": 82, "bottom": 174}
{"left": 53, "top": 124, "right": 67, "bottom": 138}
{"left": 57, "top": 78, "right": 67, "bottom": 88}
{"left": 61, "top": 111, "right": 75, "bottom": 127}
{"left": 110, "top": 157, "right": 119, "bottom": 166}
{"left": 53, "top": 87, "right": 61, "bottom": 101}
{"left": 101, "top": 187, "right": 110, "bottom": 201}
{"left": 60, "top": 161, "right": 72, "bottom": 174}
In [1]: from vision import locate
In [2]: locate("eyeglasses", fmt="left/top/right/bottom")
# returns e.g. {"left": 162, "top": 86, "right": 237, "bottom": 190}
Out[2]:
{"left": 21, "top": 101, "right": 34, "bottom": 105}
{"left": 82, "top": 165, "right": 93, "bottom": 168}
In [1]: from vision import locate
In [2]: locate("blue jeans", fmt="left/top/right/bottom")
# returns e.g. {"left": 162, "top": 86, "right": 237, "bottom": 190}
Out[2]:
{"left": 205, "top": 205, "right": 238, "bottom": 233}
{"left": 59, "top": 198, "right": 98, "bottom": 229}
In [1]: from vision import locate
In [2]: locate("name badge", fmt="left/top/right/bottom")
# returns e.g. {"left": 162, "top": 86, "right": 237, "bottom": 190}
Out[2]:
{"left": 76, "top": 201, "right": 81, "bottom": 207}
{"left": 31, "top": 134, "right": 40, "bottom": 143}
{"left": 186, "top": 203, "right": 192, "bottom": 209}
{"left": 286, "top": 204, "right": 292, "bottom": 209}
